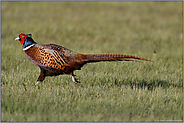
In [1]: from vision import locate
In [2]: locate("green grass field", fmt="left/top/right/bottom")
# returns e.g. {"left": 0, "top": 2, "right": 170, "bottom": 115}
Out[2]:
{"left": 1, "top": 1, "right": 183, "bottom": 122}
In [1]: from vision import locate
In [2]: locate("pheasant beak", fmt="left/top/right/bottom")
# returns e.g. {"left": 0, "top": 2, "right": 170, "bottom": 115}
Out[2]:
{"left": 15, "top": 37, "right": 20, "bottom": 41}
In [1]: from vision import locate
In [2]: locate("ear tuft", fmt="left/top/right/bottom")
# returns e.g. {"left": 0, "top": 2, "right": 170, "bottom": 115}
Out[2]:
{"left": 27, "top": 34, "right": 32, "bottom": 37}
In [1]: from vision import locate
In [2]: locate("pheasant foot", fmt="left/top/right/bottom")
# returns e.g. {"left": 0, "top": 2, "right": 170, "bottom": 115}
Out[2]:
{"left": 72, "top": 74, "right": 83, "bottom": 87}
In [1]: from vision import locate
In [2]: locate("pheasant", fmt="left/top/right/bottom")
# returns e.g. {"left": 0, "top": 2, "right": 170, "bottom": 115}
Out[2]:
{"left": 15, "top": 33, "right": 154, "bottom": 86}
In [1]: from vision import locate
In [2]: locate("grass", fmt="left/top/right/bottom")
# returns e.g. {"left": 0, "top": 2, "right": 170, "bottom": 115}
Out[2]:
{"left": 1, "top": 1, "right": 183, "bottom": 122}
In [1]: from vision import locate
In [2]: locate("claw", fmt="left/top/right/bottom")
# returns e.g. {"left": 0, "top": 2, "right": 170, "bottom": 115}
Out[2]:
{"left": 34, "top": 81, "right": 41, "bottom": 86}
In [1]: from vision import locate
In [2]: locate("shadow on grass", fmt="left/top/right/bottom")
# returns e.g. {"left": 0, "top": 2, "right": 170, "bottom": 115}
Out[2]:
{"left": 114, "top": 78, "right": 183, "bottom": 91}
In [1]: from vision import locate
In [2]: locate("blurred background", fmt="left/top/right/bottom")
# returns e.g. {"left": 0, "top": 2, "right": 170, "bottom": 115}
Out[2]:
{"left": 2, "top": 1, "right": 182, "bottom": 55}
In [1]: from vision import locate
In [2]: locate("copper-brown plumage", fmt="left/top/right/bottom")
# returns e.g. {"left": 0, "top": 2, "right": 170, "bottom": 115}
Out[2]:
{"left": 15, "top": 33, "right": 154, "bottom": 86}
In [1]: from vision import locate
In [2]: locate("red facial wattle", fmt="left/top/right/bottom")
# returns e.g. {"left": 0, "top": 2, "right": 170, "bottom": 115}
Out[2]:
{"left": 19, "top": 34, "right": 27, "bottom": 45}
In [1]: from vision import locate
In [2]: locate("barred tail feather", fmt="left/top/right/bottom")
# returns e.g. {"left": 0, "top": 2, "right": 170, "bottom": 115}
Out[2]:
{"left": 85, "top": 54, "right": 155, "bottom": 63}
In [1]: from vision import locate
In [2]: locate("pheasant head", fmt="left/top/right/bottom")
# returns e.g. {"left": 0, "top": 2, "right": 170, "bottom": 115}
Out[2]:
{"left": 15, "top": 33, "right": 37, "bottom": 50}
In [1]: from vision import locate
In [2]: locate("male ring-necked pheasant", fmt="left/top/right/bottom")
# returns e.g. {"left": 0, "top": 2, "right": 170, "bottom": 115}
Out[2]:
{"left": 15, "top": 33, "right": 154, "bottom": 86}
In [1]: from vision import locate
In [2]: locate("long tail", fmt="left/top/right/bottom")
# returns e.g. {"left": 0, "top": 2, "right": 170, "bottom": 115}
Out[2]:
{"left": 84, "top": 54, "right": 155, "bottom": 63}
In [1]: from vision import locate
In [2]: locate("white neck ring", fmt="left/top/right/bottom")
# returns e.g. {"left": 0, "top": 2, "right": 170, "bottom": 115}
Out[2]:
{"left": 23, "top": 44, "right": 35, "bottom": 51}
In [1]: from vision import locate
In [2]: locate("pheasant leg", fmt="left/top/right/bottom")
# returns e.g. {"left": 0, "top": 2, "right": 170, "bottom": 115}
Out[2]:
{"left": 72, "top": 73, "right": 83, "bottom": 87}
